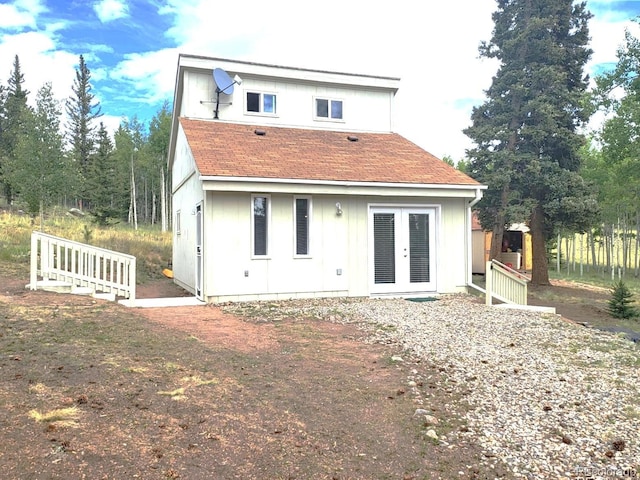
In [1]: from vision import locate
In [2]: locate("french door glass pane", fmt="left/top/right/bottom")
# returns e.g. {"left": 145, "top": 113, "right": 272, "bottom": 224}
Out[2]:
{"left": 409, "top": 213, "right": 429, "bottom": 283}
{"left": 374, "top": 213, "right": 395, "bottom": 284}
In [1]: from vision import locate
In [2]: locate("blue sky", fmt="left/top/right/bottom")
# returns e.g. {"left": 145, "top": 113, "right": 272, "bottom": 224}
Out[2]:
{"left": 1, "top": 0, "right": 639, "bottom": 160}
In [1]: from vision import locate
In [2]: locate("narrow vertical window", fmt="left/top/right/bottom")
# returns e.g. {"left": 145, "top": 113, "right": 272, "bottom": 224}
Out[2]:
{"left": 295, "top": 197, "right": 310, "bottom": 256}
{"left": 253, "top": 196, "right": 269, "bottom": 256}
{"left": 175, "top": 210, "right": 181, "bottom": 235}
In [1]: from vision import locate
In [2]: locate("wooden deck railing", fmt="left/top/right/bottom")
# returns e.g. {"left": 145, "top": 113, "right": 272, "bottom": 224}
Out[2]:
{"left": 485, "top": 259, "right": 528, "bottom": 306}
{"left": 30, "top": 232, "right": 136, "bottom": 304}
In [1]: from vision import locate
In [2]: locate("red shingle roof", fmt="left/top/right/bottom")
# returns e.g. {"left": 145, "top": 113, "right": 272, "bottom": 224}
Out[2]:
{"left": 180, "top": 118, "right": 479, "bottom": 186}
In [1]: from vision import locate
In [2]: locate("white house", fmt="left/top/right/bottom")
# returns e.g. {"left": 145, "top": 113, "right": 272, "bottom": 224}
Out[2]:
{"left": 168, "top": 54, "right": 485, "bottom": 303}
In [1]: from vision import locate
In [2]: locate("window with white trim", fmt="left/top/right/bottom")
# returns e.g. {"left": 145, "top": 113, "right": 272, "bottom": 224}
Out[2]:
{"left": 246, "top": 92, "right": 276, "bottom": 115}
{"left": 315, "top": 98, "right": 343, "bottom": 120}
{"left": 294, "top": 197, "right": 311, "bottom": 256}
{"left": 175, "top": 210, "right": 181, "bottom": 235}
{"left": 252, "top": 195, "right": 270, "bottom": 256}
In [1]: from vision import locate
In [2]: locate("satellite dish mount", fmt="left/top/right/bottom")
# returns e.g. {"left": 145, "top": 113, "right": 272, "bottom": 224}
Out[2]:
{"left": 212, "top": 68, "right": 242, "bottom": 119}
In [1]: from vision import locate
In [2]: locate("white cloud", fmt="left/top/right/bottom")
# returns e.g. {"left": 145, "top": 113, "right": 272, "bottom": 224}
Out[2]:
{"left": 108, "top": 48, "right": 180, "bottom": 104}
{"left": 93, "top": 0, "right": 129, "bottom": 23}
{"left": 588, "top": 14, "right": 640, "bottom": 72}
{"left": 0, "top": 0, "right": 45, "bottom": 29}
{"left": 0, "top": 31, "right": 78, "bottom": 109}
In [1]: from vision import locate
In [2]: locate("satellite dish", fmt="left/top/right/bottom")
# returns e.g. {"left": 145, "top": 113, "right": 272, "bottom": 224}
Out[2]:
{"left": 213, "top": 68, "right": 235, "bottom": 95}
{"left": 211, "top": 68, "right": 242, "bottom": 119}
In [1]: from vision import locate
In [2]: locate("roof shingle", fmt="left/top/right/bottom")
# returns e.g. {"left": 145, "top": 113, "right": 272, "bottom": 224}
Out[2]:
{"left": 180, "top": 118, "right": 479, "bottom": 186}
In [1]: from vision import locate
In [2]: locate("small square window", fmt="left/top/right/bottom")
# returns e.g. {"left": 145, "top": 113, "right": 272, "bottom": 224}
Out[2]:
{"left": 246, "top": 92, "right": 277, "bottom": 115}
{"left": 315, "top": 98, "right": 343, "bottom": 120}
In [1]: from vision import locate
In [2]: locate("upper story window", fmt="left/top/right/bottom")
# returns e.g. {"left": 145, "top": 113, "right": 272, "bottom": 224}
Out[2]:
{"left": 247, "top": 92, "right": 276, "bottom": 115}
{"left": 315, "top": 98, "right": 343, "bottom": 121}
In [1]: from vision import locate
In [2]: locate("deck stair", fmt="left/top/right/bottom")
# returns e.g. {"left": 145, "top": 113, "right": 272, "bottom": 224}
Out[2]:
{"left": 472, "top": 260, "right": 556, "bottom": 314}
{"left": 28, "top": 232, "right": 136, "bottom": 305}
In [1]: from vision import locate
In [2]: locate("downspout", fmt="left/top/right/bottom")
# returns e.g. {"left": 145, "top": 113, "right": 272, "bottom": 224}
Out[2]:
{"left": 466, "top": 188, "right": 484, "bottom": 290}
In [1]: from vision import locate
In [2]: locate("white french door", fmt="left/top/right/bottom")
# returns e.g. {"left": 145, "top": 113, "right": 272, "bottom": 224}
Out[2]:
{"left": 370, "top": 207, "right": 436, "bottom": 294}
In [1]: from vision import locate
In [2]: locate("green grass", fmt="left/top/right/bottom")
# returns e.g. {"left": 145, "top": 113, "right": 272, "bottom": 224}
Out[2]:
{"left": 549, "top": 269, "right": 640, "bottom": 295}
{"left": 0, "top": 209, "right": 172, "bottom": 283}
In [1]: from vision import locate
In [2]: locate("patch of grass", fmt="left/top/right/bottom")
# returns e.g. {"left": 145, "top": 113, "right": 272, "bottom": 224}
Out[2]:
{"left": 182, "top": 375, "right": 219, "bottom": 387}
{"left": 0, "top": 210, "right": 172, "bottom": 283}
{"left": 29, "top": 406, "right": 80, "bottom": 424}
{"left": 164, "top": 362, "right": 184, "bottom": 372}
{"left": 127, "top": 366, "right": 149, "bottom": 374}
{"left": 157, "top": 388, "right": 186, "bottom": 400}
{"left": 623, "top": 406, "right": 640, "bottom": 420}
{"left": 28, "top": 383, "right": 51, "bottom": 395}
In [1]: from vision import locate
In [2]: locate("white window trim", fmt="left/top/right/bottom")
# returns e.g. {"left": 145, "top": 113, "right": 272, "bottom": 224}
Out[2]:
{"left": 313, "top": 96, "right": 344, "bottom": 122}
{"left": 245, "top": 90, "right": 278, "bottom": 117}
{"left": 175, "top": 210, "right": 181, "bottom": 235}
{"left": 293, "top": 196, "right": 312, "bottom": 258}
{"left": 251, "top": 194, "right": 271, "bottom": 259}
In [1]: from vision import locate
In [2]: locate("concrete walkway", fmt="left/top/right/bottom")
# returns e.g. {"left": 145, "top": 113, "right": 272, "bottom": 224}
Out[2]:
{"left": 119, "top": 297, "right": 206, "bottom": 308}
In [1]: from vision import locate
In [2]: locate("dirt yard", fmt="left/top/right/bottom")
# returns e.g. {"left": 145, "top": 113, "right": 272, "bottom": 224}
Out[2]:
{"left": 0, "top": 264, "right": 633, "bottom": 479}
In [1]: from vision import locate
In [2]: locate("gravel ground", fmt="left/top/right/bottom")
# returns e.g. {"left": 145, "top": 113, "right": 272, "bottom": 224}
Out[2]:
{"left": 224, "top": 294, "right": 640, "bottom": 480}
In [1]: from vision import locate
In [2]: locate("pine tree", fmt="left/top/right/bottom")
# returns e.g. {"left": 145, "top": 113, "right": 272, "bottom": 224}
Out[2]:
{"left": 86, "top": 122, "right": 123, "bottom": 225}
{"left": 148, "top": 101, "right": 172, "bottom": 230}
{"left": 465, "top": 0, "right": 599, "bottom": 285}
{"left": 65, "top": 54, "right": 102, "bottom": 208}
{"left": 5, "top": 83, "right": 66, "bottom": 228}
{"left": 607, "top": 280, "right": 638, "bottom": 319}
{"left": 1, "top": 55, "right": 30, "bottom": 204}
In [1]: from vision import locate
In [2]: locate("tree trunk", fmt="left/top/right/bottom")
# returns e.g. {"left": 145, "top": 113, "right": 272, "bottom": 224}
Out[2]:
{"left": 489, "top": 183, "right": 511, "bottom": 261}
{"left": 589, "top": 230, "right": 597, "bottom": 272}
{"left": 151, "top": 192, "right": 156, "bottom": 226}
{"left": 633, "top": 212, "right": 640, "bottom": 278}
{"left": 530, "top": 204, "right": 550, "bottom": 285}
{"left": 161, "top": 166, "right": 167, "bottom": 232}
{"left": 129, "top": 155, "right": 138, "bottom": 231}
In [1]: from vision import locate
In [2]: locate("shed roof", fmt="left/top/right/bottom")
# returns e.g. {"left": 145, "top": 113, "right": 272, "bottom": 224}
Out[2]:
{"left": 180, "top": 118, "right": 480, "bottom": 186}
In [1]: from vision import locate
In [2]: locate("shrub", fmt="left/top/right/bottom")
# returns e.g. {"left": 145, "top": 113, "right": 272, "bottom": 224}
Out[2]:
{"left": 607, "top": 280, "right": 639, "bottom": 320}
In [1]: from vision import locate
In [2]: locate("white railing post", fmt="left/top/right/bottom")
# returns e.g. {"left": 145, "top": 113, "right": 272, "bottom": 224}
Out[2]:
{"left": 128, "top": 257, "right": 136, "bottom": 307}
{"left": 485, "top": 260, "right": 492, "bottom": 306}
{"left": 30, "top": 233, "right": 39, "bottom": 290}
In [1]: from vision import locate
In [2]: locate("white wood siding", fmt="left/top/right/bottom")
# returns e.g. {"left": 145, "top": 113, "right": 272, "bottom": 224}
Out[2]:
{"left": 171, "top": 125, "right": 203, "bottom": 294}
{"left": 181, "top": 69, "right": 395, "bottom": 133}
{"left": 202, "top": 192, "right": 469, "bottom": 302}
